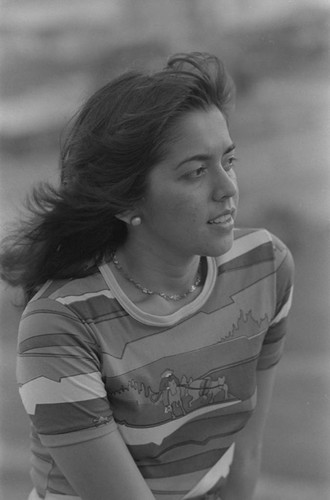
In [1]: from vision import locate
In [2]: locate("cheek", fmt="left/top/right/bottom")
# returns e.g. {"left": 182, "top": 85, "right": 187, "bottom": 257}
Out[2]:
{"left": 149, "top": 199, "right": 201, "bottom": 233}
{"left": 160, "top": 203, "right": 197, "bottom": 227}
{"left": 145, "top": 185, "right": 198, "bottom": 218}
{"left": 169, "top": 206, "right": 203, "bottom": 239}
{"left": 168, "top": 195, "right": 202, "bottom": 222}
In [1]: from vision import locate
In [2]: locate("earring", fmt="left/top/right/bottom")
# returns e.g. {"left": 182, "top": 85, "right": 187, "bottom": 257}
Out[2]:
{"left": 130, "top": 216, "right": 142, "bottom": 226}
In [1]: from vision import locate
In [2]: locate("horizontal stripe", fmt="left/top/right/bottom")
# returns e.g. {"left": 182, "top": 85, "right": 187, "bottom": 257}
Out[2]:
{"left": 130, "top": 403, "right": 254, "bottom": 463}
{"left": 271, "top": 286, "right": 293, "bottom": 325}
{"left": 31, "top": 397, "right": 112, "bottom": 435}
{"left": 19, "top": 344, "right": 93, "bottom": 360}
{"left": 18, "top": 332, "right": 96, "bottom": 354}
{"left": 46, "top": 273, "right": 107, "bottom": 300}
{"left": 21, "top": 305, "right": 82, "bottom": 323}
{"left": 216, "top": 229, "right": 271, "bottom": 266}
{"left": 55, "top": 289, "right": 115, "bottom": 305}
{"left": 183, "top": 443, "right": 234, "bottom": 499}
{"left": 140, "top": 446, "right": 230, "bottom": 479}
{"left": 19, "top": 371, "right": 107, "bottom": 414}
{"left": 218, "top": 241, "right": 274, "bottom": 274}
{"left": 263, "top": 318, "right": 286, "bottom": 345}
{"left": 117, "top": 399, "right": 240, "bottom": 446}
{"left": 17, "top": 351, "right": 99, "bottom": 385}
{"left": 257, "top": 340, "right": 286, "bottom": 370}
{"left": 147, "top": 466, "right": 225, "bottom": 498}
{"left": 138, "top": 431, "right": 238, "bottom": 467}
{"left": 40, "top": 418, "right": 117, "bottom": 448}
{"left": 89, "top": 309, "right": 128, "bottom": 323}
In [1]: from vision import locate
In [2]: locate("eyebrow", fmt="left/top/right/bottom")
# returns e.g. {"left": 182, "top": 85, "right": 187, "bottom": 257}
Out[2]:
{"left": 175, "top": 142, "right": 236, "bottom": 169}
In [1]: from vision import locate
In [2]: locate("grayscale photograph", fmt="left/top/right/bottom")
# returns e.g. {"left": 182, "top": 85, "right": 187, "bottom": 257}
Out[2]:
{"left": 0, "top": 1, "right": 329, "bottom": 499}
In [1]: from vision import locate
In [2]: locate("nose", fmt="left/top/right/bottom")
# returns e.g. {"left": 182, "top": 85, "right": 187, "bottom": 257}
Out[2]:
{"left": 211, "top": 167, "right": 238, "bottom": 202}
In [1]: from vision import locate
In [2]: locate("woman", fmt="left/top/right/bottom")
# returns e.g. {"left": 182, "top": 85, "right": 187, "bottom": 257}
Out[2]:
{"left": 0, "top": 52, "right": 294, "bottom": 500}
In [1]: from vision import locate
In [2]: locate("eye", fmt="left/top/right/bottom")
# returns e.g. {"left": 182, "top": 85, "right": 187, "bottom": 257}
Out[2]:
{"left": 223, "top": 155, "right": 238, "bottom": 172}
{"left": 185, "top": 166, "right": 207, "bottom": 179}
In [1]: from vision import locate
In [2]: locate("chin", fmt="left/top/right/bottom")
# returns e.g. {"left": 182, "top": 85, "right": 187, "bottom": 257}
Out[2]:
{"left": 202, "top": 235, "right": 234, "bottom": 257}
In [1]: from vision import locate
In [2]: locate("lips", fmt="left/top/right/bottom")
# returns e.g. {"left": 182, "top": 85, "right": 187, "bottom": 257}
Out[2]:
{"left": 208, "top": 209, "right": 235, "bottom": 225}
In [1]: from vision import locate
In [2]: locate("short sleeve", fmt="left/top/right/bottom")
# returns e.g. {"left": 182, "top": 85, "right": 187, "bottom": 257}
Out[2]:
{"left": 16, "top": 297, "right": 117, "bottom": 448}
{"left": 257, "top": 233, "right": 294, "bottom": 370}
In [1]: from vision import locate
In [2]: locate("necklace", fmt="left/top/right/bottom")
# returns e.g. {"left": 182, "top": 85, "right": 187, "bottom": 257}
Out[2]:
{"left": 112, "top": 253, "right": 202, "bottom": 301}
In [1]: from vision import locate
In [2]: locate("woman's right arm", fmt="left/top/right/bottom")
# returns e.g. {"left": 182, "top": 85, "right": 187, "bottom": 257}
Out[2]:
{"left": 17, "top": 297, "right": 155, "bottom": 500}
{"left": 49, "top": 428, "right": 155, "bottom": 500}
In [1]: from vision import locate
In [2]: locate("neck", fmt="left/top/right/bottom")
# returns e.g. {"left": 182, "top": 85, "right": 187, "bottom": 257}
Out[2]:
{"left": 116, "top": 239, "right": 201, "bottom": 295}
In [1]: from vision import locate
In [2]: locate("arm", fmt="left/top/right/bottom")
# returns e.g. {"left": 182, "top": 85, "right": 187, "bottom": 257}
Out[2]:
{"left": 17, "top": 297, "right": 156, "bottom": 500}
{"left": 219, "top": 366, "right": 278, "bottom": 500}
{"left": 49, "top": 428, "right": 155, "bottom": 500}
{"left": 219, "top": 234, "right": 294, "bottom": 500}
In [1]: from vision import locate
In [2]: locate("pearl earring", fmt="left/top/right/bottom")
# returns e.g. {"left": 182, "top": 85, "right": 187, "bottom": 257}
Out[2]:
{"left": 130, "top": 216, "right": 142, "bottom": 226}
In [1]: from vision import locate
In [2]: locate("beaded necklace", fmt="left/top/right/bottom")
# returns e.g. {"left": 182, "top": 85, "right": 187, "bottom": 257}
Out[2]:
{"left": 112, "top": 253, "right": 201, "bottom": 301}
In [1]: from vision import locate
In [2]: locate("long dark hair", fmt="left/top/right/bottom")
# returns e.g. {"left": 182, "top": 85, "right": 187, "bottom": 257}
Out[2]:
{"left": 0, "top": 52, "right": 235, "bottom": 301}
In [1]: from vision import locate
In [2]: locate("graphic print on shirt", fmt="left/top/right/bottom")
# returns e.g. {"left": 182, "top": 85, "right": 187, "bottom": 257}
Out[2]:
{"left": 108, "top": 362, "right": 244, "bottom": 426}
{"left": 106, "top": 301, "right": 271, "bottom": 428}
{"left": 150, "top": 369, "right": 234, "bottom": 419}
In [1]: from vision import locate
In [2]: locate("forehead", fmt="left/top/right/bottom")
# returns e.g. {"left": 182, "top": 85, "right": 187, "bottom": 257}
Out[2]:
{"left": 165, "top": 106, "right": 231, "bottom": 155}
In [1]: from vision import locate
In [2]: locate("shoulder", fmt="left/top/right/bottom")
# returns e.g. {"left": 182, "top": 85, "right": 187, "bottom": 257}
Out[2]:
{"left": 232, "top": 228, "right": 294, "bottom": 312}
{"left": 18, "top": 271, "right": 109, "bottom": 351}
{"left": 233, "top": 227, "right": 290, "bottom": 255}
{"left": 21, "top": 269, "right": 112, "bottom": 331}
{"left": 31, "top": 269, "right": 107, "bottom": 303}
{"left": 221, "top": 227, "right": 294, "bottom": 273}
{"left": 256, "top": 229, "right": 294, "bottom": 279}
{"left": 213, "top": 227, "right": 294, "bottom": 303}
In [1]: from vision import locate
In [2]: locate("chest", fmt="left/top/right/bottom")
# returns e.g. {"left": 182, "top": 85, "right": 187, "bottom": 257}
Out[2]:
{"left": 100, "top": 296, "right": 271, "bottom": 427}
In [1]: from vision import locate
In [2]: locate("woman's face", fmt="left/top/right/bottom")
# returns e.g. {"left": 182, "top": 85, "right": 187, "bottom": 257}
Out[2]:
{"left": 135, "top": 105, "right": 239, "bottom": 260}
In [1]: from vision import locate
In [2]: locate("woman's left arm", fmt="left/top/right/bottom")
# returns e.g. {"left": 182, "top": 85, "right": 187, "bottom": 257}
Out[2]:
{"left": 219, "top": 366, "right": 278, "bottom": 500}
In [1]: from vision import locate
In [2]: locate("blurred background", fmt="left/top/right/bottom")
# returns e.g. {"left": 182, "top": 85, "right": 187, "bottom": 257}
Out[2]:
{"left": 0, "top": 0, "right": 329, "bottom": 499}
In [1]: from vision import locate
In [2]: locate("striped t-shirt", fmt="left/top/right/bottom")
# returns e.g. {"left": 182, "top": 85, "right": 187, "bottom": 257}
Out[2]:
{"left": 17, "top": 228, "right": 294, "bottom": 499}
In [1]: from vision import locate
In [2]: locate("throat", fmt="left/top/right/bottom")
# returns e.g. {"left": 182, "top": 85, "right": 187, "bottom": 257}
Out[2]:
{"left": 111, "top": 253, "right": 207, "bottom": 314}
